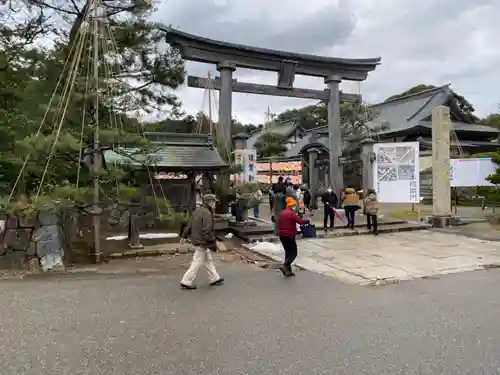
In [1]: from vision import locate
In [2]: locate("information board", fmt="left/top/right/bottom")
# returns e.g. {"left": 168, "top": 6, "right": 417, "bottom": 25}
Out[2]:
{"left": 373, "top": 142, "right": 420, "bottom": 203}
{"left": 450, "top": 158, "right": 496, "bottom": 187}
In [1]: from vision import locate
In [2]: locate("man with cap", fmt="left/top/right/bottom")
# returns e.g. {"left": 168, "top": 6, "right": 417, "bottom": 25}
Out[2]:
{"left": 180, "top": 194, "right": 224, "bottom": 289}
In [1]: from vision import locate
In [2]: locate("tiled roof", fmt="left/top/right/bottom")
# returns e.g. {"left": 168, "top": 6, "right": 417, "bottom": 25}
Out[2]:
{"left": 369, "top": 85, "right": 498, "bottom": 135}
{"left": 104, "top": 132, "right": 228, "bottom": 170}
{"left": 247, "top": 120, "right": 300, "bottom": 150}
{"left": 369, "top": 85, "right": 451, "bottom": 132}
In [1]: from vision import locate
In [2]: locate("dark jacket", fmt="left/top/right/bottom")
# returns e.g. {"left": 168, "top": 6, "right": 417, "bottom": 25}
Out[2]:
{"left": 303, "top": 189, "right": 311, "bottom": 205}
{"left": 321, "top": 191, "right": 338, "bottom": 208}
{"left": 272, "top": 182, "right": 286, "bottom": 194}
{"left": 182, "top": 205, "right": 216, "bottom": 249}
{"left": 278, "top": 207, "right": 307, "bottom": 238}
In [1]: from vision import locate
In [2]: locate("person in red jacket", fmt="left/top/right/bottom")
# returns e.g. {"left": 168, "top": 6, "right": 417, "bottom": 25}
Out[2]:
{"left": 278, "top": 197, "right": 308, "bottom": 277}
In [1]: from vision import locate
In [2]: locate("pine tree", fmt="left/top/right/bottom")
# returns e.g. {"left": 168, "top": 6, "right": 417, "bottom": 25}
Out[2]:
{"left": 0, "top": 0, "right": 185, "bottom": 215}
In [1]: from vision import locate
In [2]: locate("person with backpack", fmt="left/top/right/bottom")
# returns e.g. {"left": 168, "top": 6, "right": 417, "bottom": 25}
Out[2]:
{"left": 342, "top": 186, "right": 361, "bottom": 229}
{"left": 363, "top": 189, "right": 379, "bottom": 235}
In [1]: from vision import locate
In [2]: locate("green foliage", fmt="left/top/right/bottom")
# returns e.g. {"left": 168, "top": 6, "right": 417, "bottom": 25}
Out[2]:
{"left": 7, "top": 0, "right": 185, "bottom": 114}
{"left": 0, "top": 0, "right": 185, "bottom": 215}
{"left": 254, "top": 132, "right": 288, "bottom": 159}
{"left": 276, "top": 103, "right": 327, "bottom": 129}
{"left": 487, "top": 152, "right": 500, "bottom": 186}
{"left": 234, "top": 182, "right": 260, "bottom": 210}
{"left": 481, "top": 113, "right": 500, "bottom": 129}
{"left": 153, "top": 196, "right": 186, "bottom": 228}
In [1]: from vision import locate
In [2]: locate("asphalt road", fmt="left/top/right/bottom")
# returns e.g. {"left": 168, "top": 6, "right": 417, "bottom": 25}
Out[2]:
{"left": 2, "top": 261, "right": 500, "bottom": 375}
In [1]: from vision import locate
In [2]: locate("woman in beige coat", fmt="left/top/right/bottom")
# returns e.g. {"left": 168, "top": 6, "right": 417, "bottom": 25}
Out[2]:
{"left": 363, "top": 189, "right": 379, "bottom": 235}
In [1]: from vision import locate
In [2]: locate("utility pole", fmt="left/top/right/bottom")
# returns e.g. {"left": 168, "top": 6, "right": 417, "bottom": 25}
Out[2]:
{"left": 91, "top": 0, "right": 102, "bottom": 263}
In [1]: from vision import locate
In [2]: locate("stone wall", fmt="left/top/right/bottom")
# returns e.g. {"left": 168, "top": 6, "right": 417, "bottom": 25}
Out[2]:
{"left": 0, "top": 195, "right": 191, "bottom": 270}
{"left": 0, "top": 212, "right": 67, "bottom": 271}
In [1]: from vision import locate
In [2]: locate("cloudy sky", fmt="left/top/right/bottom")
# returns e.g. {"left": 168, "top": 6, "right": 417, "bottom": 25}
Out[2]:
{"left": 154, "top": 0, "right": 500, "bottom": 125}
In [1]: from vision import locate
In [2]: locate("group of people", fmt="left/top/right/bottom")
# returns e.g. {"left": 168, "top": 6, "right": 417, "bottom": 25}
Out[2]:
{"left": 321, "top": 186, "right": 380, "bottom": 234}
{"left": 178, "top": 179, "right": 380, "bottom": 288}
{"left": 274, "top": 184, "right": 380, "bottom": 277}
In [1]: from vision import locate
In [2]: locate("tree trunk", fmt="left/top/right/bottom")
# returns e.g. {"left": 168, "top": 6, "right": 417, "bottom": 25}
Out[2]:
{"left": 68, "top": 1, "right": 89, "bottom": 46}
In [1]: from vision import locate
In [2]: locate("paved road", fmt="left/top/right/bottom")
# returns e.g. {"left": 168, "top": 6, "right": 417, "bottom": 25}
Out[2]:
{"left": 2, "top": 261, "right": 500, "bottom": 374}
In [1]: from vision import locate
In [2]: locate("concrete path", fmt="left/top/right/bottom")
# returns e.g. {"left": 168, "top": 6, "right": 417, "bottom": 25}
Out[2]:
{"left": 248, "top": 230, "right": 500, "bottom": 285}
{"left": 4, "top": 258, "right": 500, "bottom": 374}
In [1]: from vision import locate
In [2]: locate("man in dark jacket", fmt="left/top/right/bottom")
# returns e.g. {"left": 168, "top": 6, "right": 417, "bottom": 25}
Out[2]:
{"left": 278, "top": 197, "right": 308, "bottom": 277}
{"left": 180, "top": 194, "right": 224, "bottom": 289}
{"left": 302, "top": 186, "right": 311, "bottom": 207}
{"left": 272, "top": 176, "right": 286, "bottom": 195}
{"left": 321, "top": 186, "right": 338, "bottom": 231}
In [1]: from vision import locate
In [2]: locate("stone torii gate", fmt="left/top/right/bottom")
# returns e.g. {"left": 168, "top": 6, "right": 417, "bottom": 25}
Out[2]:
{"left": 162, "top": 26, "right": 381, "bottom": 194}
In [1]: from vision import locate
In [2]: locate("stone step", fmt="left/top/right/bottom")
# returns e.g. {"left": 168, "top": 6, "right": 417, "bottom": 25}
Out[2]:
{"left": 313, "top": 219, "right": 406, "bottom": 230}
{"left": 246, "top": 222, "right": 429, "bottom": 243}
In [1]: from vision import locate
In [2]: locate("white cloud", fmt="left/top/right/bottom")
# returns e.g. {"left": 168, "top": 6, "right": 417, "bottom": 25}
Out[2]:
{"left": 155, "top": 0, "right": 500, "bottom": 124}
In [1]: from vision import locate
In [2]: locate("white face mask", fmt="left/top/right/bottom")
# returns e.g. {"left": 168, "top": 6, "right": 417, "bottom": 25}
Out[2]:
{"left": 327, "top": 188, "right": 332, "bottom": 193}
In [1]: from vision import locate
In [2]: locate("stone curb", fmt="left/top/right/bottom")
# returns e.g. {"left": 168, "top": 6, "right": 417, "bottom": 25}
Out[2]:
{"left": 245, "top": 223, "right": 429, "bottom": 243}
{"left": 108, "top": 247, "right": 193, "bottom": 259}
{"left": 107, "top": 240, "right": 233, "bottom": 260}
{"left": 249, "top": 215, "right": 406, "bottom": 229}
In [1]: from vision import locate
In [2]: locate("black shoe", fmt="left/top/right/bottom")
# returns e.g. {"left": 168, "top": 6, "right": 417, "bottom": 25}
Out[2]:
{"left": 280, "top": 266, "right": 293, "bottom": 277}
{"left": 210, "top": 278, "right": 224, "bottom": 286}
{"left": 180, "top": 283, "right": 197, "bottom": 290}
{"left": 374, "top": 231, "right": 379, "bottom": 235}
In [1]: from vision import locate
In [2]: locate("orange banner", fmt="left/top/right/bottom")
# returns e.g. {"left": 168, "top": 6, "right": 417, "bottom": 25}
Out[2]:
{"left": 256, "top": 161, "right": 302, "bottom": 172}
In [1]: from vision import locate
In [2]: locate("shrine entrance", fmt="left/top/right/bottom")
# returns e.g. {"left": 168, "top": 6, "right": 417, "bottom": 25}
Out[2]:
{"left": 162, "top": 26, "right": 381, "bottom": 194}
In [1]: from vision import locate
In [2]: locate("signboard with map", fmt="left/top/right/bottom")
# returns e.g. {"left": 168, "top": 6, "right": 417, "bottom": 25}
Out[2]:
{"left": 373, "top": 142, "right": 420, "bottom": 203}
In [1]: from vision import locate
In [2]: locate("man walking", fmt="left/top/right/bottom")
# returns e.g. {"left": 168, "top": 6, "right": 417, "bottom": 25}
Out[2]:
{"left": 321, "top": 186, "right": 338, "bottom": 232}
{"left": 180, "top": 194, "right": 224, "bottom": 290}
{"left": 278, "top": 197, "right": 308, "bottom": 277}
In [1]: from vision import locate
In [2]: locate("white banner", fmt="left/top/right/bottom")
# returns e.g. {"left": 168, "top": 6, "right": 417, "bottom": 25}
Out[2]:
{"left": 234, "top": 149, "right": 257, "bottom": 184}
{"left": 450, "top": 158, "right": 496, "bottom": 187}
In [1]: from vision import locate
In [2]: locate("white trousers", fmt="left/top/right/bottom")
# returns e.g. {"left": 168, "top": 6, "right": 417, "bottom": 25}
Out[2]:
{"left": 181, "top": 247, "right": 220, "bottom": 286}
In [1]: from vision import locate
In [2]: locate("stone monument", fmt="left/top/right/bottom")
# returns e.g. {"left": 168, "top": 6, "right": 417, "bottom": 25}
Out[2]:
{"left": 430, "top": 106, "right": 452, "bottom": 227}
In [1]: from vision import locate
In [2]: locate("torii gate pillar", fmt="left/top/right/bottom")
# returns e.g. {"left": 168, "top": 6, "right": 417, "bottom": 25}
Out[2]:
{"left": 217, "top": 61, "right": 236, "bottom": 157}
{"left": 325, "top": 75, "right": 343, "bottom": 193}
